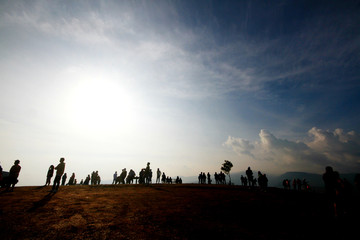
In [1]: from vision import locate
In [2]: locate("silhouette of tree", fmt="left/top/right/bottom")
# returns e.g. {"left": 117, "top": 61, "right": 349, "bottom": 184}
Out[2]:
{"left": 221, "top": 160, "right": 233, "bottom": 184}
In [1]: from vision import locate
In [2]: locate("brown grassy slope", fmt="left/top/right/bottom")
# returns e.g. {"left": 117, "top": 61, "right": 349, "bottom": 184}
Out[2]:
{"left": 0, "top": 184, "right": 358, "bottom": 240}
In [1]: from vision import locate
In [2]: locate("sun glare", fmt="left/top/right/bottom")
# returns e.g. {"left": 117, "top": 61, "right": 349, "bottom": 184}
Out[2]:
{"left": 68, "top": 78, "right": 141, "bottom": 133}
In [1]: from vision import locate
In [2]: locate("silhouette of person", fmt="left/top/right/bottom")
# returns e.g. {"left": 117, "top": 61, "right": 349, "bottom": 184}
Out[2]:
{"left": 322, "top": 166, "right": 339, "bottom": 216}
{"left": 282, "top": 179, "right": 288, "bottom": 190}
{"left": 253, "top": 178, "right": 257, "bottom": 186}
{"left": 112, "top": 171, "right": 117, "bottom": 184}
{"left": 45, "top": 165, "right": 54, "bottom": 186}
{"left": 96, "top": 175, "right": 101, "bottom": 185}
{"left": 258, "top": 171, "right": 268, "bottom": 190}
{"left": 145, "top": 162, "right": 151, "bottom": 184}
{"left": 51, "top": 158, "right": 65, "bottom": 193}
{"left": 5, "top": 160, "right": 21, "bottom": 192}
{"left": 84, "top": 174, "right": 90, "bottom": 185}
{"left": 91, "top": 171, "right": 99, "bottom": 185}
{"left": 219, "top": 171, "right": 226, "bottom": 184}
{"left": 246, "top": 167, "right": 253, "bottom": 187}
{"left": 156, "top": 168, "right": 161, "bottom": 184}
{"left": 119, "top": 168, "right": 127, "bottom": 184}
{"left": 296, "top": 178, "right": 302, "bottom": 191}
{"left": 126, "top": 169, "right": 136, "bottom": 184}
{"left": 68, "top": 173, "right": 75, "bottom": 185}
{"left": 240, "top": 175, "right": 245, "bottom": 186}
{"left": 139, "top": 169, "right": 145, "bottom": 184}
{"left": 61, "top": 173, "right": 67, "bottom": 186}
{"left": 161, "top": 172, "right": 166, "bottom": 183}
{"left": 263, "top": 174, "right": 268, "bottom": 188}
{"left": 243, "top": 176, "right": 248, "bottom": 187}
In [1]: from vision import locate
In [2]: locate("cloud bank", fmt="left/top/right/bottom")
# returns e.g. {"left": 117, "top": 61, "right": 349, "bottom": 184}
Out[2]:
{"left": 224, "top": 127, "right": 360, "bottom": 174}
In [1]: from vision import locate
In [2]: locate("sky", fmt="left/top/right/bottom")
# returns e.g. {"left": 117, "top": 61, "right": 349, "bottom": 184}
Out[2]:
{"left": 1, "top": 0, "right": 360, "bottom": 186}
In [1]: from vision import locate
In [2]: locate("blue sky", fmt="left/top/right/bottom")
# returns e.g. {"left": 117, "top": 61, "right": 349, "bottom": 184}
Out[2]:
{"left": 0, "top": 0, "right": 359, "bottom": 185}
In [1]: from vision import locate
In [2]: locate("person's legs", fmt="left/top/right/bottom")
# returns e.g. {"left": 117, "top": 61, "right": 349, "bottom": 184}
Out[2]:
{"left": 52, "top": 175, "right": 60, "bottom": 192}
{"left": 5, "top": 177, "right": 16, "bottom": 192}
{"left": 55, "top": 176, "right": 61, "bottom": 191}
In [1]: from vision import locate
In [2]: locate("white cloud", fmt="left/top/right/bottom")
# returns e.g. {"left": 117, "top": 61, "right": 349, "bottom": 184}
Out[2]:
{"left": 224, "top": 128, "right": 360, "bottom": 173}
{"left": 307, "top": 127, "right": 360, "bottom": 168}
{"left": 223, "top": 136, "right": 254, "bottom": 157}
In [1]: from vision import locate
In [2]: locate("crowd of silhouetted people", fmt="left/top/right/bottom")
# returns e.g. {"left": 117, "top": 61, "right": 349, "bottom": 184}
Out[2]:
{"left": 197, "top": 171, "right": 226, "bottom": 184}
{"left": 214, "top": 172, "right": 226, "bottom": 184}
{"left": 239, "top": 167, "right": 269, "bottom": 189}
{"left": 1, "top": 158, "right": 360, "bottom": 220}
{"left": 109, "top": 164, "right": 185, "bottom": 185}
{"left": 282, "top": 178, "right": 310, "bottom": 191}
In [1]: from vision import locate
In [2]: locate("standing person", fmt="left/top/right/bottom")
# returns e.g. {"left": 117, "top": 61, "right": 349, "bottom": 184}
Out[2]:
{"left": 246, "top": 167, "right": 254, "bottom": 187}
{"left": 45, "top": 165, "right": 54, "bottom": 186}
{"left": 323, "top": 166, "right": 339, "bottom": 216}
{"left": 156, "top": 168, "right": 161, "bottom": 184}
{"left": 5, "top": 160, "right": 21, "bottom": 192}
{"left": 61, "top": 173, "right": 67, "bottom": 186}
{"left": 112, "top": 171, "right": 117, "bottom": 184}
{"left": 84, "top": 174, "right": 90, "bottom": 185}
{"left": 161, "top": 172, "right": 166, "bottom": 184}
{"left": 145, "top": 162, "right": 151, "bottom": 184}
{"left": 51, "top": 158, "right": 65, "bottom": 193}
{"left": 207, "top": 172, "right": 212, "bottom": 184}
{"left": 68, "top": 173, "right": 75, "bottom": 185}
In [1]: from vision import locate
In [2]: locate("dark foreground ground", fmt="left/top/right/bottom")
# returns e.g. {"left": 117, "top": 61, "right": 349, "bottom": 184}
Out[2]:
{"left": 0, "top": 184, "right": 359, "bottom": 240}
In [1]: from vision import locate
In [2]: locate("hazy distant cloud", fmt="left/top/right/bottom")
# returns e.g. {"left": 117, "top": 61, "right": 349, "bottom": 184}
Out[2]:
{"left": 225, "top": 128, "right": 360, "bottom": 173}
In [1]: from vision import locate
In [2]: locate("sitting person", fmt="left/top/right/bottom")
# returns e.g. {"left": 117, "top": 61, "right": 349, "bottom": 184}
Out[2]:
{"left": 5, "top": 160, "right": 21, "bottom": 192}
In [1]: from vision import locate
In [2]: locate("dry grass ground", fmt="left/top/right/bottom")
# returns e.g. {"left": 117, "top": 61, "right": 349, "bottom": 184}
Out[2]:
{"left": 0, "top": 184, "right": 358, "bottom": 239}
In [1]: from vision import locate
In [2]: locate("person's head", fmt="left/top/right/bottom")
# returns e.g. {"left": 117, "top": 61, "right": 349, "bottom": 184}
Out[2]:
{"left": 14, "top": 160, "right": 20, "bottom": 165}
{"left": 325, "top": 166, "right": 333, "bottom": 173}
{"left": 50, "top": 165, "right": 54, "bottom": 169}
{"left": 60, "top": 158, "right": 65, "bottom": 162}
